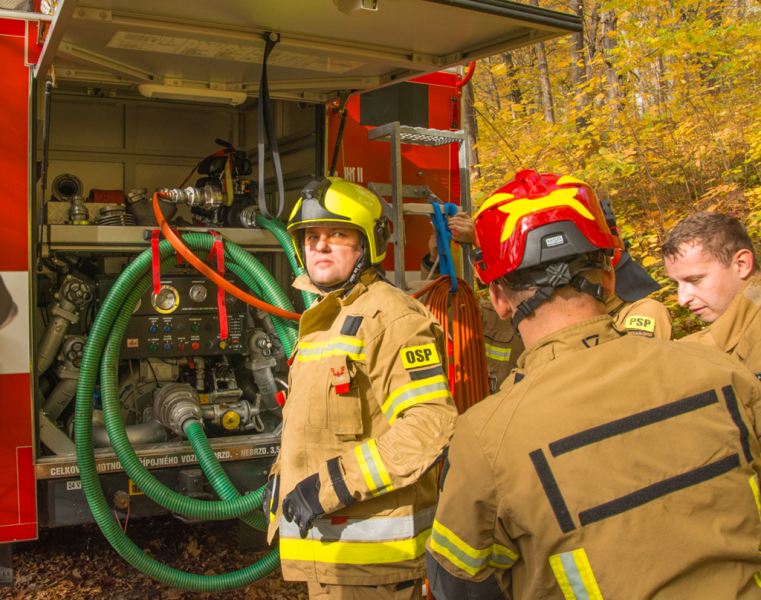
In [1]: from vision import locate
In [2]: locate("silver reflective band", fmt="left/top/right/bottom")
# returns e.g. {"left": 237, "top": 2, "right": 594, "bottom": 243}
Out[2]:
{"left": 430, "top": 526, "right": 517, "bottom": 573}
{"left": 559, "top": 552, "right": 594, "bottom": 600}
{"left": 383, "top": 379, "right": 449, "bottom": 421}
{"left": 485, "top": 344, "right": 511, "bottom": 361}
{"left": 358, "top": 442, "right": 390, "bottom": 495}
{"left": 279, "top": 505, "right": 436, "bottom": 541}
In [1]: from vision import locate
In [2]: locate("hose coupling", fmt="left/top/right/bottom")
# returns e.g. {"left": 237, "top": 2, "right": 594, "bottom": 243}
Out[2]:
{"left": 159, "top": 186, "right": 224, "bottom": 209}
{"left": 153, "top": 383, "right": 203, "bottom": 437}
{"left": 239, "top": 205, "right": 260, "bottom": 229}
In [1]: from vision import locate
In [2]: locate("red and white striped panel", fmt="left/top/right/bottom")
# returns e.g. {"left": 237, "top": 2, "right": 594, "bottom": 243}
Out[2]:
{"left": 0, "top": 15, "right": 38, "bottom": 543}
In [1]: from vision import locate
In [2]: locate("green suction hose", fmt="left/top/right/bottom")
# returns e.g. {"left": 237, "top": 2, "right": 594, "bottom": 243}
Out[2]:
{"left": 100, "top": 255, "right": 271, "bottom": 520}
{"left": 76, "top": 234, "right": 295, "bottom": 591}
{"left": 256, "top": 215, "right": 319, "bottom": 309}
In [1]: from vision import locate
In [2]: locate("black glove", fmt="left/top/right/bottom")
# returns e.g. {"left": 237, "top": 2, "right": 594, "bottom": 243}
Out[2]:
{"left": 262, "top": 475, "right": 279, "bottom": 524}
{"left": 282, "top": 473, "right": 325, "bottom": 539}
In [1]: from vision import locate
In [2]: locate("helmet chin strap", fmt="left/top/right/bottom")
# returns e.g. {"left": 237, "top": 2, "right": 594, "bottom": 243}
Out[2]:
{"left": 510, "top": 259, "right": 606, "bottom": 336}
{"left": 310, "top": 235, "right": 371, "bottom": 295}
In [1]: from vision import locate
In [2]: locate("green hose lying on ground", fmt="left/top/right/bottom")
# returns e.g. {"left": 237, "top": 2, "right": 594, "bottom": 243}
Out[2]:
{"left": 76, "top": 234, "right": 294, "bottom": 591}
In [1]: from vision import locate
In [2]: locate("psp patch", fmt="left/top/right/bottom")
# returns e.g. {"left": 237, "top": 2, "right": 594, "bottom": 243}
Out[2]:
{"left": 400, "top": 343, "right": 440, "bottom": 369}
{"left": 624, "top": 315, "right": 656, "bottom": 337}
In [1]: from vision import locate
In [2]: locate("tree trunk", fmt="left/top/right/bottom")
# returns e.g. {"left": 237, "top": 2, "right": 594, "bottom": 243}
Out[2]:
{"left": 463, "top": 81, "right": 481, "bottom": 182}
{"left": 600, "top": 8, "right": 620, "bottom": 115}
{"left": 500, "top": 52, "right": 522, "bottom": 106}
{"left": 586, "top": 1, "right": 601, "bottom": 85}
{"left": 529, "top": 0, "right": 555, "bottom": 123}
{"left": 570, "top": 0, "right": 589, "bottom": 131}
{"left": 654, "top": 12, "right": 666, "bottom": 108}
{"left": 500, "top": 51, "right": 523, "bottom": 118}
{"left": 535, "top": 42, "right": 555, "bottom": 123}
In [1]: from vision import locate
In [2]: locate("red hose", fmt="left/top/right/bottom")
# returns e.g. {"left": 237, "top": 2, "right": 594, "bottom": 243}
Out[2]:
{"left": 455, "top": 62, "right": 476, "bottom": 88}
{"left": 152, "top": 193, "right": 301, "bottom": 321}
{"left": 413, "top": 276, "right": 489, "bottom": 413}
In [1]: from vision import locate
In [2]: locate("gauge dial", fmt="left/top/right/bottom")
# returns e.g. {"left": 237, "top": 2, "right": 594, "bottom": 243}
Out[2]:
{"left": 189, "top": 284, "right": 207, "bottom": 303}
{"left": 151, "top": 285, "right": 179, "bottom": 314}
{"left": 224, "top": 293, "right": 237, "bottom": 307}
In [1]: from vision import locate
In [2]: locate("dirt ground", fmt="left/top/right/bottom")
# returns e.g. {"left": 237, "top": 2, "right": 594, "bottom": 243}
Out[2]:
{"left": 1, "top": 515, "right": 307, "bottom": 600}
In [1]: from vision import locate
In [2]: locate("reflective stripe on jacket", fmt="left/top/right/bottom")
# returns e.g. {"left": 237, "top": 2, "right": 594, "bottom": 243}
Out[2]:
{"left": 428, "top": 315, "right": 761, "bottom": 599}
{"left": 480, "top": 300, "right": 525, "bottom": 392}
{"left": 269, "top": 269, "right": 458, "bottom": 586}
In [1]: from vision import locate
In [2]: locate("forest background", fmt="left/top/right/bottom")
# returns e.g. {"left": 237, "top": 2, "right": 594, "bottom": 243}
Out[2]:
{"left": 463, "top": 0, "right": 761, "bottom": 337}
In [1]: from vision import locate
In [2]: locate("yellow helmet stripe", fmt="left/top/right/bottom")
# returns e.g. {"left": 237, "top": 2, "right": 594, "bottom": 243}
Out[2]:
{"left": 498, "top": 187, "right": 595, "bottom": 243}
{"left": 556, "top": 175, "right": 587, "bottom": 187}
{"left": 475, "top": 193, "right": 514, "bottom": 219}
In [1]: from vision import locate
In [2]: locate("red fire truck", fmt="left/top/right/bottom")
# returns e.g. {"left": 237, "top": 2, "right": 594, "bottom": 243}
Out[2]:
{"left": 0, "top": 0, "right": 579, "bottom": 587}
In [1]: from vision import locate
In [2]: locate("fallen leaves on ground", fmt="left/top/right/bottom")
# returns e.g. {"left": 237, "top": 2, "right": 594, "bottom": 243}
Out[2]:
{"left": 1, "top": 515, "right": 308, "bottom": 600}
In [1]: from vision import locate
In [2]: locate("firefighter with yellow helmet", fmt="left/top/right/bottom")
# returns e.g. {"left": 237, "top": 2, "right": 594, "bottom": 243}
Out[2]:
{"left": 264, "top": 177, "right": 458, "bottom": 599}
{"left": 426, "top": 170, "right": 761, "bottom": 599}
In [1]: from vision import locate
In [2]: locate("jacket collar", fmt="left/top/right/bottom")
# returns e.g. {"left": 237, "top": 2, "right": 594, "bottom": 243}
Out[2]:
{"left": 293, "top": 269, "right": 382, "bottom": 308}
{"left": 702, "top": 275, "right": 761, "bottom": 353}
{"left": 517, "top": 315, "right": 624, "bottom": 373}
{"left": 604, "top": 293, "right": 626, "bottom": 316}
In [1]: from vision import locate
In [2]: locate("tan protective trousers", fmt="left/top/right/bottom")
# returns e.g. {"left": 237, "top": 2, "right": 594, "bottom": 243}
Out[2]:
{"left": 307, "top": 579, "right": 423, "bottom": 599}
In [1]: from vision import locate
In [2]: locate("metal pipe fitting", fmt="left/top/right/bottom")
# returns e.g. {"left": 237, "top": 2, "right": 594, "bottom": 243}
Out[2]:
{"left": 194, "top": 357, "right": 205, "bottom": 392}
{"left": 68, "top": 196, "right": 89, "bottom": 224}
{"left": 249, "top": 361, "right": 282, "bottom": 419}
{"left": 38, "top": 277, "right": 92, "bottom": 373}
{"left": 42, "top": 336, "right": 86, "bottom": 419}
{"left": 91, "top": 416, "right": 169, "bottom": 448}
{"left": 200, "top": 400, "right": 260, "bottom": 430}
{"left": 239, "top": 205, "right": 259, "bottom": 228}
{"left": 159, "top": 186, "right": 224, "bottom": 209}
{"left": 43, "top": 378, "right": 79, "bottom": 421}
{"left": 153, "top": 383, "right": 203, "bottom": 436}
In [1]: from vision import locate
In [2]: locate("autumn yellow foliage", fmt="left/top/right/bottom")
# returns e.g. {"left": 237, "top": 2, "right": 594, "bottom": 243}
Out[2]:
{"left": 469, "top": 0, "right": 761, "bottom": 337}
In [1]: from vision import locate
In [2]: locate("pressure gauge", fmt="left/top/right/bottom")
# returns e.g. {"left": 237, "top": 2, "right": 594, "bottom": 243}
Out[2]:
{"left": 225, "top": 294, "right": 237, "bottom": 307}
{"left": 189, "top": 284, "right": 207, "bottom": 303}
{"left": 151, "top": 285, "right": 180, "bottom": 314}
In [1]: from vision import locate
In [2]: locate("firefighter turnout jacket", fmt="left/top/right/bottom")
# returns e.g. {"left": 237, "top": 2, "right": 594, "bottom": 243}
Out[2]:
{"left": 605, "top": 292, "right": 673, "bottom": 339}
{"left": 267, "top": 269, "right": 458, "bottom": 586}
{"left": 480, "top": 300, "right": 525, "bottom": 392}
{"left": 681, "top": 276, "right": 761, "bottom": 374}
{"left": 427, "top": 315, "right": 761, "bottom": 599}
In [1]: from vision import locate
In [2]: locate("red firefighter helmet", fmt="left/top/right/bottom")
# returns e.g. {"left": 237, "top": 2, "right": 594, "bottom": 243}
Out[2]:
{"left": 473, "top": 170, "right": 622, "bottom": 285}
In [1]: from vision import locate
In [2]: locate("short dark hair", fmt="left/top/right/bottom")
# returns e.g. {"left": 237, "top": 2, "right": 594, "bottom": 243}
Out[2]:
{"left": 662, "top": 212, "right": 757, "bottom": 268}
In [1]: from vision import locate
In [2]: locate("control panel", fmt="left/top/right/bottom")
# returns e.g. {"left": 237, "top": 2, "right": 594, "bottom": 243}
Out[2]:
{"left": 97, "top": 274, "right": 248, "bottom": 358}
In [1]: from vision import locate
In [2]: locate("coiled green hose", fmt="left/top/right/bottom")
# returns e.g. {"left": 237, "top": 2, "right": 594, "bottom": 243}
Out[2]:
{"left": 76, "top": 234, "right": 294, "bottom": 591}
{"left": 256, "top": 215, "right": 318, "bottom": 309}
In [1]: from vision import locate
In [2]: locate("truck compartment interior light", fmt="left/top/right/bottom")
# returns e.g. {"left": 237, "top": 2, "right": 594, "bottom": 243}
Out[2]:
{"left": 333, "top": 0, "right": 378, "bottom": 16}
{"left": 137, "top": 84, "right": 248, "bottom": 106}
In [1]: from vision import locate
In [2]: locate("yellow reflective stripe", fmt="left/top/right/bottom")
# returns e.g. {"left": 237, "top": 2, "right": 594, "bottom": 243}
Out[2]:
{"left": 750, "top": 475, "right": 761, "bottom": 520}
{"left": 355, "top": 444, "right": 376, "bottom": 494}
{"left": 755, "top": 572, "right": 761, "bottom": 588}
{"left": 485, "top": 343, "right": 512, "bottom": 362}
{"left": 382, "top": 375, "right": 451, "bottom": 424}
{"left": 355, "top": 440, "right": 394, "bottom": 496}
{"left": 430, "top": 519, "right": 518, "bottom": 577}
{"left": 549, "top": 554, "right": 577, "bottom": 600}
{"left": 280, "top": 528, "right": 431, "bottom": 565}
{"left": 367, "top": 439, "right": 394, "bottom": 493}
{"left": 297, "top": 336, "right": 366, "bottom": 361}
{"left": 549, "top": 549, "right": 604, "bottom": 600}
